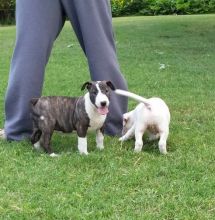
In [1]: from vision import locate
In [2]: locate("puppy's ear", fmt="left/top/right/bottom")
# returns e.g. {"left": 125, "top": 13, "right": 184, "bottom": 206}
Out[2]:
{"left": 106, "top": 81, "right": 115, "bottom": 90}
{"left": 123, "top": 114, "right": 129, "bottom": 125}
{"left": 123, "top": 116, "right": 129, "bottom": 123}
{"left": 81, "top": 82, "right": 92, "bottom": 91}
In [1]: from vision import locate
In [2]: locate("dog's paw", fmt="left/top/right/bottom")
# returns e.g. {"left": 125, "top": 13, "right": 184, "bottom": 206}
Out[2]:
{"left": 119, "top": 136, "right": 125, "bottom": 142}
{"left": 34, "top": 141, "right": 42, "bottom": 150}
{"left": 50, "top": 153, "right": 60, "bottom": 157}
{"left": 97, "top": 145, "right": 104, "bottom": 150}
{"left": 160, "top": 149, "right": 167, "bottom": 155}
{"left": 80, "top": 151, "right": 89, "bottom": 155}
{"left": 134, "top": 147, "right": 142, "bottom": 153}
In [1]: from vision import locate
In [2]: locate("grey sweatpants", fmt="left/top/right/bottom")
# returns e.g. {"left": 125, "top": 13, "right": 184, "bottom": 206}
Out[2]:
{"left": 4, "top": 0, "right": 128, "bottom": 140}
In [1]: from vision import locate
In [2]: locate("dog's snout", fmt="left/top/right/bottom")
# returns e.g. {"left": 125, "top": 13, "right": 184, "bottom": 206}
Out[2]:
{"left": 101, "top": 101, "right": 107, "bottom": 107}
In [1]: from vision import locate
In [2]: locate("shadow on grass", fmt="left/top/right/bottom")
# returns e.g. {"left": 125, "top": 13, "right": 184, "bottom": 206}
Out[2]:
{"left": 119, "top": 137, "right": 175, "bottom": 156}
{"left": 0, "top": 131, "right": 175, "bottom": 158}
{"left": 50, "top": 132, "right": 102, "bottom": 155}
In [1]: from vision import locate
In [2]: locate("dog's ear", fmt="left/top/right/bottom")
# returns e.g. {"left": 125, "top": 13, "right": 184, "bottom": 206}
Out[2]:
{"left": 81, "top": 82, "right": 92, "bottom": 91}
{"left": 123, "top": 114, "right": 129, "bottom": 122}
{"left": 123, "top": 115, "right": 129, "bottom": 126}
{"left": 106, "top": 81, "right": 115, "bottom": 90}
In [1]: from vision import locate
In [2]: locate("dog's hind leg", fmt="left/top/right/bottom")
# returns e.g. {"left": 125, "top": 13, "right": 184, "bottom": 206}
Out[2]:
{"left": 31, "top": 113, "right": 43, "bottom": 149}
{"left": 39, "top": 132, "right": 54, "bottom": 155}
{"left": 119, "top": 125, "right": 135, "bottom": 142}
{"left": 31, "top": 129, "right": 42, "bottom": 144}
{"left": 134, "top": 126, "right": 146, "bottom": 153}
{"left": 158, "top": 130, "right": 169, "bottom": 154}
{"left": 33, "top": 141, "right": 41, "bottom": 151}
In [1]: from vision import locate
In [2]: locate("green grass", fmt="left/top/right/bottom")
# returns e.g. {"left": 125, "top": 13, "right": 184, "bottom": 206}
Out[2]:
{"left": 1, "top": 14, "right": 215, "bottom": 219}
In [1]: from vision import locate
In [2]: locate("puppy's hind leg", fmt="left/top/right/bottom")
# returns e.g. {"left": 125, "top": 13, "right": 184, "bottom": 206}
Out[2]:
{"left": 158, "top": 130, "right": 169, "bottom": 154}
{"left": 134, "top": 126, "right": 146, "bottom": 153}
{"left": 31, "top": 129, "right": 42, "bottom": 150}
{"left": 119, "top": 125, "right": 135, "bottom": 142}
{"left": 39, "top": 131, "right": 56, "bottom": 156}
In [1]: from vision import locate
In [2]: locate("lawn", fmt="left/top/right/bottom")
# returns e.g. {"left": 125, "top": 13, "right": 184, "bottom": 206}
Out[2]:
{"left": 0, "top": 14, "right": 215, "bottom": 219}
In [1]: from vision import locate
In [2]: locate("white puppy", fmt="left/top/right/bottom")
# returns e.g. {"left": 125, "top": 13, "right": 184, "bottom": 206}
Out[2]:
{"left": 115, "top": 89, "right": 170, "bottom": 154}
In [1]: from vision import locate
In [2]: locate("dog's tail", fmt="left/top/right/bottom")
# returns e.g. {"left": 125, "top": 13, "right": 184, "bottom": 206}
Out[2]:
{"left": 30, "top": 98, "right": 39, "bottom": 106}
{"left": 115, "top": 89, "right": 150, "bottom": 107}
{"left": 29, "top": 98, "right": 41, "bottom": 119}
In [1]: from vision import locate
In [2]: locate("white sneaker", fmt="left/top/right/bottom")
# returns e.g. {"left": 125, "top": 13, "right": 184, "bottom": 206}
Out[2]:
{"left": 0, "top": 129, "right": 7, "bottom": 140}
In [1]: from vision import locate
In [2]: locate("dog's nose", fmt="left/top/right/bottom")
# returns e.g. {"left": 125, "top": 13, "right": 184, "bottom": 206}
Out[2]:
{"left": 101, "top": 101, "right": 107, "bottom": 107}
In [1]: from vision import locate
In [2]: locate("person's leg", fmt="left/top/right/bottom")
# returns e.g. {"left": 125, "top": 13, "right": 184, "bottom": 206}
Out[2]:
{"left": 4, "top": 0, "right": 65, "bottom": 140}
{"left": 62, "top": 0, "right": 128, "bottom": 136}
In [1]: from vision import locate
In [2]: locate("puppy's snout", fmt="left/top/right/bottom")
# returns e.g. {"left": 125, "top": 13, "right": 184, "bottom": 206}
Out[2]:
{"left": 101, "top": 101, "right": 107, "bottom": 107}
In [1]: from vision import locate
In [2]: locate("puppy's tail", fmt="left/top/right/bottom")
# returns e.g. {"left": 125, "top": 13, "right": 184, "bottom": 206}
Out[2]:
{"left": 29, "top": 98, "right": 40, "bottom": 119}
{"left": 29, "top": 98, "right": 43, "bottom": 144}
{"left": 30, "top": 98, "right": 39, "bottom": 106}
{"left": 115, "top": 89, "right": 150, "bottom": 108}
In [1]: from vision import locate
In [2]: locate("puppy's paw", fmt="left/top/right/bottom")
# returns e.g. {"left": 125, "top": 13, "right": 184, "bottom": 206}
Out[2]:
{"left": 134, "top": 147, "right": 142, "bottom": 153}
{"left": 160, "top": 149, "right": 167, "bottom": 155}
{"left": 80, "top": 151, "right": 89, "bottom": 156}
{"left": 119, "top": 136, "right": 125, "bottom": 142}
{"left": 34, "top": 141, "right": 42, "bottom": 150}
{"left": 97, "top": 145, "right": 104, "bottom": 150}
{"left": 50, "top": 153, "right": 60, "bottom": 157}
{"left": 159, "top": 144, "right": 167, "bottom": 155}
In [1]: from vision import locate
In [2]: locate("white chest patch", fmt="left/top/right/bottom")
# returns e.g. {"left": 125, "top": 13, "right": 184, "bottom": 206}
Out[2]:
{"left": 84, "top": 93, "right": 106, "bottom": 131}
{"left": 88, "top": 115, "right": 106, "bottom": 131}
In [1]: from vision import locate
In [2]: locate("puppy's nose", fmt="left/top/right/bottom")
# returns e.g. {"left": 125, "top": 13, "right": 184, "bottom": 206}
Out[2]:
{"left": 101, "top": 101, "right": 107, "bottom": 107}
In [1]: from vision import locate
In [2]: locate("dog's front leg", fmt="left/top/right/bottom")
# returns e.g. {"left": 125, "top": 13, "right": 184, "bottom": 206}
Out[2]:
{"left": 78, "top": 137, "right": 88, "bottom": 155}
{"left": 77, "top": 125, "right": 88, "bottom": 155}
{"left": 119, "top": 125, "right": 135, "bottom": 142}
{"left": 96, "top": 128, "right": 104, "bottom": 150}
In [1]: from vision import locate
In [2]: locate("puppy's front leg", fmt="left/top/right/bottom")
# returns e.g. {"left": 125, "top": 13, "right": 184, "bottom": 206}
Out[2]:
{"left": 77, "top": 125, "right": 88, "bottom": 155}
{"left": 119, "top": 125, "right": 135, "bottom": 142}
{"left": 78, "top": 137, "right": 88, "bottom": 155}
{"left": 96, "top": 128, "right": 104, "bottom": 150}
